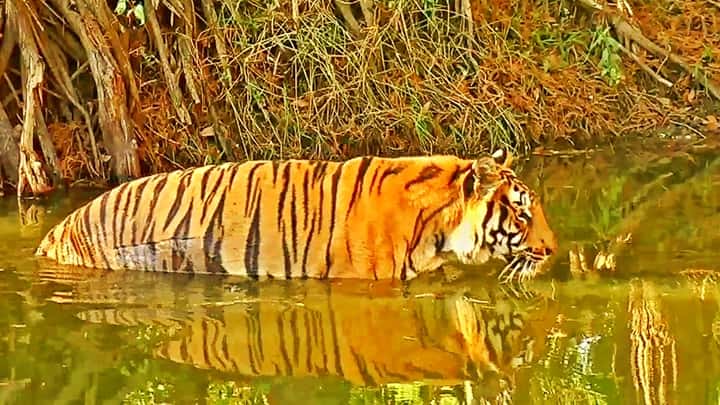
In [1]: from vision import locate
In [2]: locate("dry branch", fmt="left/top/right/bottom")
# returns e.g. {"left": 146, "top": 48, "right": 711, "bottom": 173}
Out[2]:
{"left": 145, "top": 0, "right": 192, "bottom": 124}
{"left": 166, "top": 0, "right": 201, "bottom": 105}
{"left": 33, "top": 15, "right": 101, "bottom": 176}
{"left": 51, "top": 0, "right": 140, "bottom": 181}
{"left": 575, "top": 0, "right": 720, "bottom": 101}
{"left": 88, "top": 0, "right": 141, "bottom": 108}
{"left": 0, "top": 3, "right": 17, "bottom": 80}
{"left": 10, "top": 0, "right": 52, "bottom": 196}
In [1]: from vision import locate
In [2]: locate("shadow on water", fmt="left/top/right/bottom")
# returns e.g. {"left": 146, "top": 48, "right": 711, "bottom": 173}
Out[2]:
{"left": 2, "top": 140, "right": 720, "bottom": 404}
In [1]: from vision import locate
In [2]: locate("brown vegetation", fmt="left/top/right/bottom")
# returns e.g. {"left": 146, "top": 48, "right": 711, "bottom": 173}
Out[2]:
{"left": 0, "top": 0, "right": 718, "bottom": 195}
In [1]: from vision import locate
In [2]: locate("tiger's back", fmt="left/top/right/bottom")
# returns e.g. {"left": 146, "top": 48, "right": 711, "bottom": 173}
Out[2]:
{"left": 37, "top": 152, "right": 558, "bottom": 281}
{"left": 37, "top": 156, "right": 469, "bottom": 279}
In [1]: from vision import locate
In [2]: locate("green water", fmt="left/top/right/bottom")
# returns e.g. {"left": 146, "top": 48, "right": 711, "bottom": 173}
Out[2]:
{"left": 1, "top": 142, "right": 719, "bottom": 404}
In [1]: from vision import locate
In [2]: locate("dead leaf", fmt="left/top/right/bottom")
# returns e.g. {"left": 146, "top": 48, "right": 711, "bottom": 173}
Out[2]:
{"left": 704, "top": 115, "right": 719, "bottom": 131}
{"left": 200, "top": 126, "right": 214, "bottom": 137}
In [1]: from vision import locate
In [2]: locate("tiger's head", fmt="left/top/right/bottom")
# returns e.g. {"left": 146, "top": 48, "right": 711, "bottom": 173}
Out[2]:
{"left": 447, "top": 149, "right": 558, "bottom": 282}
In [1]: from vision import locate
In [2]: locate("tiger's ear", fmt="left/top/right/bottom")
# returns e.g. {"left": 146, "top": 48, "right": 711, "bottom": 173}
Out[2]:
{"left": 463, "top": 156, "right": 501, "bottom": 197}
{"left": 491, "top": 149, "right": 513, "bottom": 168}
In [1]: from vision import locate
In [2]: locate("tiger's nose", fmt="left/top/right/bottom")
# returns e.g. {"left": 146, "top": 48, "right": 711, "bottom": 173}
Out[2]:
{"left": 542, "top": 236, "right": 558, "bottom": 255}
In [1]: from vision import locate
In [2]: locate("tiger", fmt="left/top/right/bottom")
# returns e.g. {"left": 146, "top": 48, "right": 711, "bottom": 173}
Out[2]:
{"left": 71, "top": 280, "right": 556, "bottom": 398}
{"left": 35, "top": 149, "right": 558, "bottom": 281}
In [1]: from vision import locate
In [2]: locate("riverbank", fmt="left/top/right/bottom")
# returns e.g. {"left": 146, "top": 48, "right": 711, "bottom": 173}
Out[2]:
{"left": 0, "top": 0, "right": 718, "bottom": 193}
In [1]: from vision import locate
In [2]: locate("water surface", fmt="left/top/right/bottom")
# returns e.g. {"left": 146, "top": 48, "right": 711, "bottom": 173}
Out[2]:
{"left": 1, "top": 141, "right": 719, "bottom": 404}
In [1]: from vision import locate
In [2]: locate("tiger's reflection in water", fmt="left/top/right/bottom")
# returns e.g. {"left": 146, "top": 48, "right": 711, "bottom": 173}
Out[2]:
{"left": 38, "top": 265, "right": 557, "bottom": 403}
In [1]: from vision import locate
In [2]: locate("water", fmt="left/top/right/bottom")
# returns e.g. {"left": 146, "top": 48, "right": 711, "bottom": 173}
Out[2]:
{"left": 1, "top": 141, "right": 719, "bottom": 404}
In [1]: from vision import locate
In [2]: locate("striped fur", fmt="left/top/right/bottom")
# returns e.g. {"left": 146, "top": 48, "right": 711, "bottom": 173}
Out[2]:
{"left": 36, "top": 150, "right": 557, "bottom": 280}
{"left": 74, "top": 290, "right": 552, "bottom": 389}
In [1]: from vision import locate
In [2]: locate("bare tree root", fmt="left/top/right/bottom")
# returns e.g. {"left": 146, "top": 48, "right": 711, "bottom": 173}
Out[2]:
{"left": 33, "top": 16, "right": 101, "bottom": 177}
{"left": 576, "top": 0, "right": 720, "bottom": 101}
{"left": 10, "top": 0, "right": 53, "bottom": 197}
{"left": 0, "top": 5, "right": 17, "bottom": 80}
{"left": 166, "top": 0, "right": 201, "bottom": 105}
{"left": 145, "top": 0, "right": 192, "bottom": 124}
{"left": 51, "top": 0, "right": 140, "bottom": 181}
{"left": 0, "top": 103, "right": 20, "bottom": 187}
{"left": 87, "top": 0, "right": 141, "bottom": 108}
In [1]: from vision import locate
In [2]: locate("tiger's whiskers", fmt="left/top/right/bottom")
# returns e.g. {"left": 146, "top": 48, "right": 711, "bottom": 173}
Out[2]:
{"left": 499, "top": 255, "right": 539, "bottom": 284}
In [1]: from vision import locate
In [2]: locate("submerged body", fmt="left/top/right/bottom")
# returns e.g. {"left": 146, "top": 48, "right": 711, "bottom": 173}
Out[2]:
{"left": 36, "top": 151, "right": 557, "bottom": 280}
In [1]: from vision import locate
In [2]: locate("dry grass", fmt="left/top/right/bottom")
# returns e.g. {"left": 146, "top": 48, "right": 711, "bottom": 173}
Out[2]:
{"left": 2, "top": 0, "right": 719, "bottom": 184}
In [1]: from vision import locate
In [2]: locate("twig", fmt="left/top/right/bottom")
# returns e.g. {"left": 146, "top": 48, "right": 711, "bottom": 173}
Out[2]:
{"left": 670, "top": 120, "right": 706, "bottom": 139}
{"left": 3, "top": 73, "right": 21, "bottom": 108}
{"left": 617, "top": 42, "right": 673, "bottom": 88}
{"left": 145, "top": 0, "right": 192, "bottom": 124}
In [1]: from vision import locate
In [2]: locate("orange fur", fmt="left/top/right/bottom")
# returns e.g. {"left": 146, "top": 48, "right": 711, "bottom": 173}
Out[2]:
{"left": 36, "top": 151, "right": 557, "bottom": 280}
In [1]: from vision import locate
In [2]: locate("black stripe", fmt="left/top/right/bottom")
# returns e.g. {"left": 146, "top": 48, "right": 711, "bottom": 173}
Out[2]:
{"left": 368, "top": 165, "right": 381, "bottom": 195}
{"left": 117, "top": 182, "right": 133, "bottom": 247}
{"left": 244, "top": 316, "right": 260, "bottom": 374}
{"left": 201, "top": 320, "right": 212, "bottom": 367}
{"left": 282, "top": 224, "right": 292, "bottom": 279}
{"left": 290, "top": 183, "right": 298, "bottom": 263}
{"left": 208, "top": 320, "right": 229, "bottom": 371}
{"left": 244, "top": 163, "right": 263, "bottom": 216}
{"left": 204, "top": 191, "right": 227, "bottom": 274}
{"left": 93, "top": 221, "right": 111, "bottom": 268}
{"left": 375, "top": 165, "right": 404, "bottom": 194}
{"left": 277, "top": 162, "right": 291, "bottom": 230}
{"left": 162, "top": 172, "right": 192, "bottom": 232}
{"left": 97, "top": 191, "right": 111, "bottom": 240}
{"left": 200, "top": 169, "right": 225, "bottom": 224}
{"left": 272, "top": 161, "right": 280, "bottom": 184}
{"left": 141, "top": 177, "right": 168, "bottom": 242}
{"left": 448, "top": 163, "right": 471, "bottom": 185}
{"left": 323, "top": 163, "right": 344, "bottom": 278}
{"left": 351, "top": 348, "right": 376, "bottom": 386}
{"left": 81, "top": 206, "right": 94, "bottom": 265}
{"left": 277, "top": 316, "right": 293, "bottom": 375}
{"left": 304, "top": 311, "right": 313, "bottom": 373}
{"left": 312, "top": 162, "right": 327, "bottom": 184}
{"left": 290, "top": 310, "right": 300, "bottom": 367}
{"left": 129, "top": 178, "right": 152, "bottom": 245}
{"left": 222, "top": 335, "right": 239, "bottom": 372}
{"left": 315, "top": 310, "right": 328, "bottom": 374}
{"left": 346, "top": 157, "right": 372, "bottom": 218}
{"left": 404, "top": 164, "right": 442, "bottom": 190}
{"left": 328, "top": 306, "right": 344, "bottom": 376}
{"left": 199, "top": 168, "right": 213, "bottom": 199}
{"left": 244, "top": 190, "right": 262, "bottom": 279}
{"left": 302, "top": 169, "right": 310, "bottom": 230}
{"left": 434, "top": 232, "right": 446, "bottom": 253}
{"left": 300, "top": 211, "right": 316, "bottom": 279}
{"left": 226, "top": 163, "right": 242, "bottom": 189}
{"left": 407, "top": 199, "right": 457, "bottom": 257}
{"left": 175, "top": 200, "right": 194, "bottom": 240}
{"left": 317, "top": 175, "right": 325, "bottom": 230}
